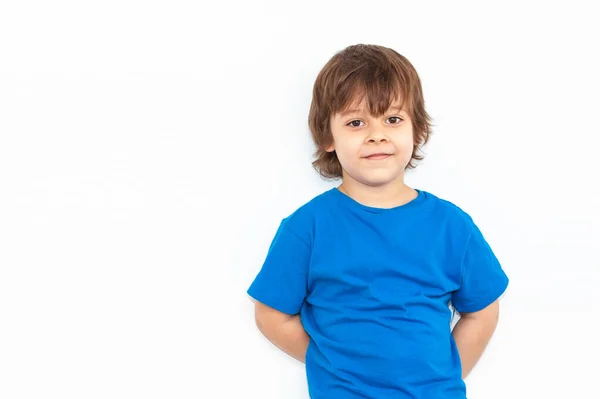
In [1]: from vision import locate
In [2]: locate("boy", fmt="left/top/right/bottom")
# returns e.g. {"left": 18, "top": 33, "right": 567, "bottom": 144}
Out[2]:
{"left": 247, "top": 44, "right": 509, "bottom": 399}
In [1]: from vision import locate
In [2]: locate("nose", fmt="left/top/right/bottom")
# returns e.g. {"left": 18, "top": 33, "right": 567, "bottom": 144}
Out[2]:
{"left": 366, "top": 130, "right": 389, "bottom": 144}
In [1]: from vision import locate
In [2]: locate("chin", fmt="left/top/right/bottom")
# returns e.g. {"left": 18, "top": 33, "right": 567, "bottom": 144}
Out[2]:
{"left": 343, "top": 165, "right": 405, "bottom": 187}
{"left": 356, "top": 174, "right": 401, "bottom": 188}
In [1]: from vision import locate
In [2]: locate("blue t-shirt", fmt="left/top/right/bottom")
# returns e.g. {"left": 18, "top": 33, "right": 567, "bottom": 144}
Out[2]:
{"left": 247, "top": 188, "right": 509, "bottom": 399}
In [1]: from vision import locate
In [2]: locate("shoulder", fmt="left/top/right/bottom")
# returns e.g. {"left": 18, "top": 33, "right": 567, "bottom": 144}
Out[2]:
{"left": 278, "top": 188, "right": 336, "bottom": 246}
{"left": 420, "top": 190, "right": 475, "bottom": 233}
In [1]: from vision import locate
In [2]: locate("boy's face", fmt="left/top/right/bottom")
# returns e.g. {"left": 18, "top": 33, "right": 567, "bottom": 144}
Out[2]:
{"left": 327, "top": 100, "right": 414, "bottom": 188}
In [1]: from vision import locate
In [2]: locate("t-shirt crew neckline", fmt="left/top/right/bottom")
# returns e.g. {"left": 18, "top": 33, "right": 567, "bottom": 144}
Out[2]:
{"left": 329, "top": 186, "right": 428, "bottom": 215}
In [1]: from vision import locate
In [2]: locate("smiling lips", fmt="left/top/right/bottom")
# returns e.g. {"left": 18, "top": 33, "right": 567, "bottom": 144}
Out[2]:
{"left": 365, "top": 153, "right": 392, "bottom": 160}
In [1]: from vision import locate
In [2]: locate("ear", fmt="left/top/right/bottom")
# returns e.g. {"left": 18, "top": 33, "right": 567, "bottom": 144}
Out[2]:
{"left": 325, "top": 143, "right": 335, "bottom": 153}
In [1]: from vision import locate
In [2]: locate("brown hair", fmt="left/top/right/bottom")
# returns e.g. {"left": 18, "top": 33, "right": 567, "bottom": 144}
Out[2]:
{"left": 308, "top": 44, "right": 433, "bottom": 179}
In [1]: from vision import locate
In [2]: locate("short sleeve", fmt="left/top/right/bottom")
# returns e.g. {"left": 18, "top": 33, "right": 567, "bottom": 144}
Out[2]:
{"left": 451, "top": 220, "right": 509, "bottom": 313}
{"left": 247, "top": 219, "right": 310, "bottom": 315}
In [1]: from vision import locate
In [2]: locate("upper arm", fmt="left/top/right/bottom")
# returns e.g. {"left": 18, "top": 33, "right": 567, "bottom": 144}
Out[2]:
{"left": 254, "top": 300, "right": 294, "bottom": 332}
{"left": 451, "top": 220, "right": 509, "bottom": 314}
{"left": 247, "top": 218, "right": 311, "bottom": 315}
{"left": 458, "top": 299, "right": 500, "bottom": 325}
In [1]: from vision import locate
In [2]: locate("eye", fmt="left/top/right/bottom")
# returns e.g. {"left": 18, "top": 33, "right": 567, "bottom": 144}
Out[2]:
{"left": 347, "top": 120, "right": 364, "bottom": 128}
{"left": 346, "top": 117, "right": 403, "bottom": 128}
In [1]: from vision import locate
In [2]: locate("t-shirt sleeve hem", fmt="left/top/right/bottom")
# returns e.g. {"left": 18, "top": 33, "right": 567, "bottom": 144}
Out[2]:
{"left": 247, "top": 288, "right": 301, "bottom": 315}
{"left": 453, "top": 277, "right": 509, "bottom": 314}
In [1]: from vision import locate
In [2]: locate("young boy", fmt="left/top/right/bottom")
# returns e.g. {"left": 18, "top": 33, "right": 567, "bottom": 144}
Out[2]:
{"left": 247, "top": 44, "right": 509, "bottom": 399}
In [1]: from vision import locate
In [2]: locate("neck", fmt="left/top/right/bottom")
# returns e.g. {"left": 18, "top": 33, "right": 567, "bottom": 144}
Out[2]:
{"left": 338, "top": 175, "right": 417, "bottom": 209}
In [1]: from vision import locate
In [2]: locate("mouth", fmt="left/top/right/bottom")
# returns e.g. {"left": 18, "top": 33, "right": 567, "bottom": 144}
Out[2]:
{"left": 365, "top": 153, "right": 392, "bottom": 160}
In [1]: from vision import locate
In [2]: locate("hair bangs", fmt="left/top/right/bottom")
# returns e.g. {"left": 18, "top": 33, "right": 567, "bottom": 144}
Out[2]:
{"left": 331, "top": 64, "right": 412, "bottom": 118}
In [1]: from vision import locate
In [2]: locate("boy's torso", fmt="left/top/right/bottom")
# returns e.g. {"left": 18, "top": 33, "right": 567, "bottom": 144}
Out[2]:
{"left": 298, "top": 188, "right": 469, "bottom": 398}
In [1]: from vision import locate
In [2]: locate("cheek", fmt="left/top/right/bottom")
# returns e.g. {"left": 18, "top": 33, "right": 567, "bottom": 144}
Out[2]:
{"left": 331, "top": 141, "right": 359, "bottom": 169}
{"left": 336, "top": 138, "right": 363, "bottom": 158}
{"left": 398, "top": 132, "right": 414, "bottom": 150}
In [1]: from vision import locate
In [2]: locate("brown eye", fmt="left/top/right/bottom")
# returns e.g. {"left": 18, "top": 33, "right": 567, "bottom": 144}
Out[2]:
{"left": 388, "top": 117, "right": 403, "bottom": 124}
{"left": 348, "top": 120, "right": 364, "bottom": 127}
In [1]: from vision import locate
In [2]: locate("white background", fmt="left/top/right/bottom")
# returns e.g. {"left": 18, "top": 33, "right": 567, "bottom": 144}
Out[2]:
{"left": 1, "top": 1, "right": 598, "bottom": 398}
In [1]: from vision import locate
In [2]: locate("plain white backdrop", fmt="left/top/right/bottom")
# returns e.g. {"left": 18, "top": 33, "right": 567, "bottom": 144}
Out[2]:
{"left": 1, "top": 1, "right": 598, "bottom": 398}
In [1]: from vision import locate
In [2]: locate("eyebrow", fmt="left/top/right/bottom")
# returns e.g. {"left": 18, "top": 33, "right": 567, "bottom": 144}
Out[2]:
{"left": 340, "top": 106, "right": 405, "bottom": 117}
